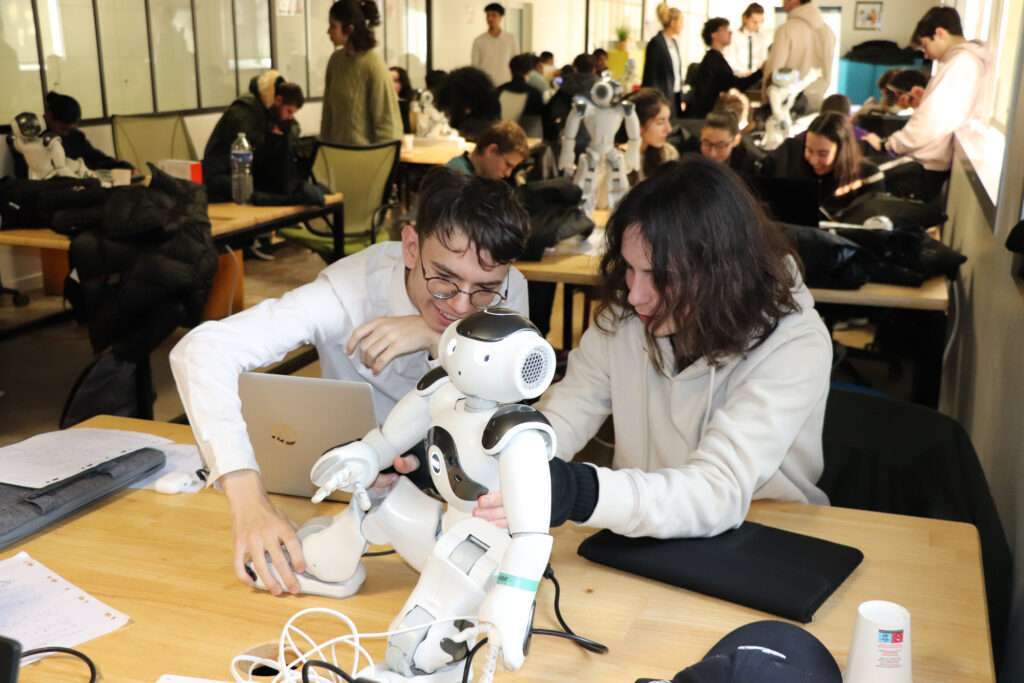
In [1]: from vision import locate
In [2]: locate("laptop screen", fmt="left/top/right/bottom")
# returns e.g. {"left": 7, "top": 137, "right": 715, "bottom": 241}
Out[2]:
{"left": 749, "top": 176, "right": 823, "bottom": 227}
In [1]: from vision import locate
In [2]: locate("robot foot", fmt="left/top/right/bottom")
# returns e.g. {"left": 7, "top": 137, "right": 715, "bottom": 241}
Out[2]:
{"left": 354, "top": 663, "right": 468, "bottom": 683}
{"left": 247, "top": 561, "right": 367, "bottom": 599}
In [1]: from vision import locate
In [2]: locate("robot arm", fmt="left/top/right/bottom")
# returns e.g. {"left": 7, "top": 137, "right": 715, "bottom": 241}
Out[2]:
{"left": 558, "top": 97, "right": 588, "bottom": 173}
{"left": 477, "top": 408, "right": 556, "bottom": 672}
{"left": 621, "top": 101, "right": 641, "bottom": 175}
{"left": 309, "top": 368, "right": 444, "bottom": 505}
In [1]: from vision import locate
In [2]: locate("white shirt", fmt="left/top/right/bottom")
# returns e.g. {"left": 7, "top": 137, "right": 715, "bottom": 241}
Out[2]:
{"left": 169, "top": 242, "right": 530, "bottom": 482}
{"left": 667, "top": 33, "right": 683, "bottom": 93}
{"left": 471, "top": 30, "right": 519, "bottom": 87}
{"left": 724, "top": 27, "right": 769, "bottom": 76}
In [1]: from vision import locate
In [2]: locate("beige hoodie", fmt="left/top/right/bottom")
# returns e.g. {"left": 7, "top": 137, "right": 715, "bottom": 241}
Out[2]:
{"left": 763, "top": 2, "right": 836, "bottom": 110}
{"left": 886, "top": 41, "right": 992, "bottom": 171}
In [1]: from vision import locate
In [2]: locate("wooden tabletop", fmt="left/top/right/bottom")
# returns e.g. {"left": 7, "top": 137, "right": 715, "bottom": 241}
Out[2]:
{"left": 9, "top": 416, "right": 992, "bottom": 682}
{"left": 516, "top": 211, "right": 950, "bottom": 312}
{"left": 0, "top": 194, "right": 344, "bottom": 252}
{"left": 399, "top": 138, "right": 542, "bottom": 166}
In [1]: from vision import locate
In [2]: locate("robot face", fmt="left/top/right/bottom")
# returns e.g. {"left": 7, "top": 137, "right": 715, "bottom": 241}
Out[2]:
{"left": 590, "top": 76, "right": 621, "bottom": 108}
{"left": 13, "top": 112, "right": 43, "bottom": 140}
{"left": 420, "top": 90, "right": 435, "bottom": 107}
{"left": 439, "top": 309, "right": 556, "bottom": 403}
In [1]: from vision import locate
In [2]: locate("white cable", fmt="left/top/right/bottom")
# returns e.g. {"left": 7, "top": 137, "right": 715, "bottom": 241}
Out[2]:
{"left": 230, "top": 606, "right": 488, "bottom": 683}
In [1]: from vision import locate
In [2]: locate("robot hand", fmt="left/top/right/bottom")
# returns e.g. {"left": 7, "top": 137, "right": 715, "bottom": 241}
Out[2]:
{"left": 477, "top": 581, "right": 536, "bottom": 672}
{"left": 309, "top": 440, "right": 380, "bottom": 508}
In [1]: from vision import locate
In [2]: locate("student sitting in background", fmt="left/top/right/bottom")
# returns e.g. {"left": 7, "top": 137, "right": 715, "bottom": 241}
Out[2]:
{"left": 715, "top": 88, "right": 751, "bottom": 134}
{"left": 883, "top": 69, "right": 929, "bottom": 112}
{"left": 592, "top": 48, "right": 609, "bottom": 74}
{"left": 202, "top": 71, "right": 305, "bottom": 202}
{"left": 765, "top": 111, "right": 882, "bottom": 212}
{"left": 445, "top": 120, "right": 529, "bottom": 181}
{"left": 855, "top": 67, "right": 903, "bottom": 118}
{"left": 436, "top": 67, "right": 501, "bottom": 141}
{"left": 625, "top": 88, "right": 679, "bottom": 184}
{"left": 496, "top": 54, "right": 546, "bottom": 121}
{"left": 525, "top": 53, "right": 552, "bottom": 99}
{"left": 820, "top": 93, "right": 868, "bottom": 141}
{"left": 42, "top": 92, "right": 133, "bottom": 172}
{"left": 389, "top": 65, "right": 416, "bottom": 134}
{"left": 687, "top": 18, "right": 762, "bottom": 120}
{"left": 697, "top": 109, "right": 764, "bottom": 179}
{"left": 473, "top": 156, "right": 832, "bottom": 537}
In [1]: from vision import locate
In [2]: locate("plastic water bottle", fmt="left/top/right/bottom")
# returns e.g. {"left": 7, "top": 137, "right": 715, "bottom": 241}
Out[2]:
{"left": 230, "top": 132, "right": 253, "bottom": 204}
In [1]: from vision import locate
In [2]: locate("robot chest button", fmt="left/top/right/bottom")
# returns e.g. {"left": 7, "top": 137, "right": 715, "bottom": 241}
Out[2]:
{"left": 430, "top": 452, "right": 442, "bottom": 475}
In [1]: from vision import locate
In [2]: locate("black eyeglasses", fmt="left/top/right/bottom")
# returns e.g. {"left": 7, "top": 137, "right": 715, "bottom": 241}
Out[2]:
{"left": 420, "top": 260, "right": 508, "bottom": 309}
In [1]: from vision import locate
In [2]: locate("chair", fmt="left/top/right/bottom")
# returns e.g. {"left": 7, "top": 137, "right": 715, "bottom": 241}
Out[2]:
{"left": 111, "top": 114, "right": 197, "bottom": 171}
{"left": 278, "top": 140, "right": 400, "bottom": 262}
{"left": 819, "top": 387, "right": 1012, "bottom": 665}
{"left": 0, "top": 272, "right": 29, "bottom": 307}
{"left": 499, "top": 91, "right": 529, "bottom": 123}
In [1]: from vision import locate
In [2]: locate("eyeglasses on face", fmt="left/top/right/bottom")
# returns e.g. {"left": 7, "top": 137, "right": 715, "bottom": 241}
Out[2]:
{"left": 420, "top": 259, "right": 508, "bottom": 309}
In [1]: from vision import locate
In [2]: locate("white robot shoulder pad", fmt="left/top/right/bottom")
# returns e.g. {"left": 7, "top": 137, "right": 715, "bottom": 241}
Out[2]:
{"left": 621, "top": 101, "right": 635, "bottom": 116}
{"left": 416, "top": 366, "right": 450, "bottom": 396}
{"left": 571, "top": 96, "right": 589, "bottom": 115}
{"left": 482, "top": 404, "right": 556, "bottom": 457}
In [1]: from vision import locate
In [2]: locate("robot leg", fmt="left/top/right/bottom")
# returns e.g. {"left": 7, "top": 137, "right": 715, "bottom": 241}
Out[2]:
{"left": 363, "top": 476, "right": 444, "bottom": 573}
{"left": 574, "top": 152, "right": 598, "bottom": 216}
{"left": 367, "top": 517, "right": 511, "bottom": 681}
{"left": 605, "top": 148, "right": 630, "bottom": 211}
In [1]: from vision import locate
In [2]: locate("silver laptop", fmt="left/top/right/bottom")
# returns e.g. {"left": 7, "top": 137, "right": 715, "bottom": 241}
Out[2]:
{"left": 238, "top": 373, "right": 377, "bottom": 501}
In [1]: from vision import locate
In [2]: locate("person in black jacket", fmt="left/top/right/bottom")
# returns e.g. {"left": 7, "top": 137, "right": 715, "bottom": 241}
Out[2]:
{"left": 641, "top": 2, "right": 685, "bottom": 117}
{"left": 496, "top": 53, "right": 545, "bottom": 120}
{"left": 697, "top": 109, "right": 765, "bottom": 181}
{"left": 764, "top": 111, "right": 883, "bottom": 213}
{"left": 202, "top": 70, "right": 305, "bottom": 202}
{"left": 42, "top": 92, "right": 133, "bottom": 171}
{"left": 687, "top": 18, "right": 762, "bottom": 120}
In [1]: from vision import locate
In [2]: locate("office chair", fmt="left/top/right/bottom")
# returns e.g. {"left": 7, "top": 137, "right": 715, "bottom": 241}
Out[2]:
{"left": 279, "top": 140, "right": 400, "bottom": 263}
{"left": 498, "top": 90, "right": 529, "bottom": 123}
{"left": 0, "top": 273, "right": 29, "bottom": 307}
{"left": 111, "top": 114, "right": 197, "bottom": 171}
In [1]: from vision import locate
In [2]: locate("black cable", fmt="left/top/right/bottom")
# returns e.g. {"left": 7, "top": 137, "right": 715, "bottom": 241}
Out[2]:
{"left": 362, "top": 549, "right": 397, "bottom": 557}
{"left": 301, "top": 658, "right": 357, "bottom": 683}
{"left": 461, "top": 637, "right": 488, "bottom": 683}
{"left": 543, "top": 564, "right": 609, "bottom": 654}
{"left": 21, "top": 647, "right": 97, "bottom": 683}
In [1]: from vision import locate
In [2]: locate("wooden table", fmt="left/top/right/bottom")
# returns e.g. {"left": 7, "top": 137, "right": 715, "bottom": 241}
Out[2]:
{"left": 517, "top": 210, "right": 950, "bottom": 349}
{"left": 0, "top": 195, "right": 343, "bottom": 339}
{"left": 398, "top": 138, "right": 543, "bottom": 167}
{"left": 8, "top": 416, "right": 993, "bottom": 682}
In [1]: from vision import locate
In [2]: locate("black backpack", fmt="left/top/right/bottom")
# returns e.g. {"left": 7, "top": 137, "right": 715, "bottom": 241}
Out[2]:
{"left": 60, "top": 352, "right": 154, "bottom": 428}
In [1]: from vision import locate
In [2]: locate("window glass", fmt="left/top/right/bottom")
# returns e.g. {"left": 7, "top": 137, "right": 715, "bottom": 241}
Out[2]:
{"left": 275, "top": 0, "right": 309, "bottom": 92}
{"left": 36, "top": 0, "right": 104, "bottom": 118}
{"left": 195, "top": 0, "right": 236, "bottom": 107}
{"left": 235, "top": 0, "right": 272, "bottom": 95}
{"left": 307, "top": 0, "right": 335, "bottom": 97}
{"left": 0, "top": 0, "right": 44, "bottom": 123}
{"left": 96, "top": 0, "right": 153, "bottom": 115}
{"left": 383, "top": 0, "right": 428, "bottom": 88}
{"left": 150, "top": 0, "right": 198, "bottom": 111}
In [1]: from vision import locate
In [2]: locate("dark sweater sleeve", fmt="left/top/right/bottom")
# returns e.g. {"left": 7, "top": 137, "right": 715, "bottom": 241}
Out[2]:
{"left": 549, "top": 457, "right": 600, "bottom": 527}
{"left": 64, "top": 129, "right": 131, "bottom": 170}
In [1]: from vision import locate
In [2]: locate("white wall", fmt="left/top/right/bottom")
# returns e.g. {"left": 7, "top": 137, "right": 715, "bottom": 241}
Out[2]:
{"left": 431, "top": 0, "right": 587, "bottom": 75}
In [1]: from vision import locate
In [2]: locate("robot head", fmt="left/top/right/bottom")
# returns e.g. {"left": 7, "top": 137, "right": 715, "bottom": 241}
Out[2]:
{"left": 438, "top": 308, "right": 556, "bottom": 403}
{"left": 589, "top": 74, "right": 623, "bottom": 108}
{"left": 419, "top": 90, "right": 435, "bottom": 108}
{"left": 12, "top": 112, "right": 43, "bottom": 142}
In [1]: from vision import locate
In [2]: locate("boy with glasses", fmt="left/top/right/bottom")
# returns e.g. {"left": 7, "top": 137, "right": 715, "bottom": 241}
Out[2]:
{"left": 169, "top": 167, "right": 530, "bottom": 596}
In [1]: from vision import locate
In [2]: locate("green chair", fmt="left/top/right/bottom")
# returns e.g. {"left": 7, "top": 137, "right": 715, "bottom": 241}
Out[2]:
{"left": 111, "top": 114, "right": 197, "bottom": 171}
{"left": 279, "top": 140, "right": 400, "bottom": 262}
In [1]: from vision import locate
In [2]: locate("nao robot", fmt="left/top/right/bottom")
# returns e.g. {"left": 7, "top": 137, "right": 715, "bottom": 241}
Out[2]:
{"left": 558, "top": 72, "right": 640, "bottom": 216}
{"left": 10, "top": 112, "right": 94, "bottom": 180}
{"left": 415, "top": 90, "right": 453, "bottom": 139}
{"left": 761, "top": 67, "right": 822, "bottom": 151}
{"left": 260, "top": 309, "right": 557, "bottom": 682}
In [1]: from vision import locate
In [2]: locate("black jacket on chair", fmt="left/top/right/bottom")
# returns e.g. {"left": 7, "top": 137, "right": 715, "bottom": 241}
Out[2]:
{"left": 819, "top": 388, "right": 1011, "bottom": 667}
{"left": 642, "top": 32, "right": 679, "bottom": 106}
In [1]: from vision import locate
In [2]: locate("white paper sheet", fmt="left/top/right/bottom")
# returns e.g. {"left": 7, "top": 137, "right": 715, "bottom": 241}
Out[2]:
{"left": 128, "top": 444, "right": 205, "bottom": 492}
{"left": 0, "top": 428, "right": 173, "bottom": 488}
{"left": 0, "top": 552, "right": 130, "bottom": 661}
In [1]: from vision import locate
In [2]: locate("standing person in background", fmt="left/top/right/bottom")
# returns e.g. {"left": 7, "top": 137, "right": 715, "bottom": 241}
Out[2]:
{"left": 761, "top": 0, "right": 835, "bottom": 111}
{"left": 389, "top": 66, "right": 415, "bottom": 134}
{"left": 724, "top": 3, "right": 768, "bottom": 78}
{"left": 642, "top": 3, "right": 686, "bottom": 117}
{"left": 866, "top": 7, "right": 990, "bottom": 198}
{"left": 471, "top": 3, "right": 518, "bottom": 91}
{"left": 321, "top": 0, "right": 401, "bottom": 145}
{"left": 686, "top": 18, "right": 762, "bottom": 120}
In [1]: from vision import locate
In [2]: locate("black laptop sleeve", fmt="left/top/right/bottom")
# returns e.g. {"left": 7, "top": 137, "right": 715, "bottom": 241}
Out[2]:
{"left": 577, "top": 522, "right": 864, "bottom": 623}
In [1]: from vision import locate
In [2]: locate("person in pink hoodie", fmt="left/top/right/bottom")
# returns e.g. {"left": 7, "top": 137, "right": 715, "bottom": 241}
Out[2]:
{"left": 866, "top": 7, "right": 990, "bottom": 198}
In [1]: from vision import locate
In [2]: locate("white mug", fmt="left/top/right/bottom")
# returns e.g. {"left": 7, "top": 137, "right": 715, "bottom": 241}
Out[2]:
{"left": 845, "top": 600, "right": 912, "bottom": 683}
{"left": 402, "top": 134, "right": 414, "bottom": 151}
{"left": 111, "top": 168, "right": 132, "bottom": 186}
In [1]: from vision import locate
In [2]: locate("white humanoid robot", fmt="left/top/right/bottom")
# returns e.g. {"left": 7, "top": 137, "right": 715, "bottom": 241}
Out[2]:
{"left": 415, "top": 90, "right": 453, "bottom": 139}
{"left": 558, "top": 72, "right": 640, "bottom": 216}
{"left": 10, "top": 112, "right": 94, "bottom": 180}
{"left": 255, "top": 309, "right": 557, "bottom": 682}
{"left": 761, "top": 67, "right": 823, "bottom": 151}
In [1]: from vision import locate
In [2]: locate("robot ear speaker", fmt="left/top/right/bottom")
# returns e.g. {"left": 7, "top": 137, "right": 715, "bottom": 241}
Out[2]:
{"left": 519, "top": 345, "right": 555, "bottom": 392}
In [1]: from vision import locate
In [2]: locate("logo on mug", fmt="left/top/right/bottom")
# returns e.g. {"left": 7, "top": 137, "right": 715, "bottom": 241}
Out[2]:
{"left": 878, "top": 629, "right": 904, "bottom": 644}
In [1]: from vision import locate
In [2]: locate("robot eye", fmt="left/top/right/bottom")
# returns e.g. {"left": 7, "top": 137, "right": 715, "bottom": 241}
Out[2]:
{"left": 447, "top": 339, "right": 458, "bottom": 356}
{"left": 475, "top": 348, "right": 492, "bottom": 365}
